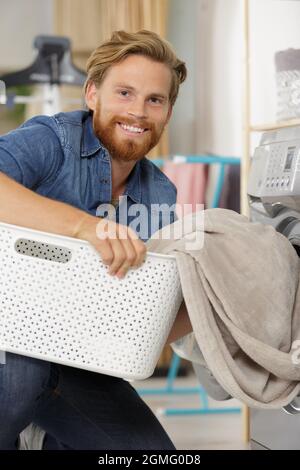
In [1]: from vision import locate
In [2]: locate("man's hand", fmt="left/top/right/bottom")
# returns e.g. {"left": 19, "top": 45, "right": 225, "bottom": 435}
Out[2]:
{"left": 74, "top": 215, "right": 146, "bottom": 278}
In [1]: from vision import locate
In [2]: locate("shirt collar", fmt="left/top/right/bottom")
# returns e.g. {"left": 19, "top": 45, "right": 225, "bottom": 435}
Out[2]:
{"left": 81, "top": 113, "right": 142, "bottom": 204}
{"left": 81, "top": 113, "right": 103, "bottom": 158}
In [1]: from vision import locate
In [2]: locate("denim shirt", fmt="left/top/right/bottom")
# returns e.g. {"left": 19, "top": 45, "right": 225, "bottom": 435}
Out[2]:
{"left": 0, "top": 110, "right": 177, "bottom": 241}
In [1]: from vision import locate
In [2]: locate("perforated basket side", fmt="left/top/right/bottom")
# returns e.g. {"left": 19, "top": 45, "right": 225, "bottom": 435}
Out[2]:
{"left": 0, "top": 223, "right": 182, "bottom": 380}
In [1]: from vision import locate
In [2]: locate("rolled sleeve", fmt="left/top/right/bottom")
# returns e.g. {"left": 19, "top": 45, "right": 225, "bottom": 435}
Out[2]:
{"left": 0, "top": 120, "right": 64, "bottom": 189}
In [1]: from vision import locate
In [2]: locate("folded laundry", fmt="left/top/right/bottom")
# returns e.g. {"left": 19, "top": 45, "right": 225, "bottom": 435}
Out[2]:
{"left": 146, "top": 208, "right": 300, "bottom": 408}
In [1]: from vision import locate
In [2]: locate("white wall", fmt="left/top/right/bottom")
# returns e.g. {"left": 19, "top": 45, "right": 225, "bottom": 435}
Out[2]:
{"left": 250, "top": 0, "right": 300, "bottom": 125}
{"left": 168, "top": 0, "right": 243, "bottom": 157}
{"left": 195, "top": 0, "right": 243, "bottom": 157}
{"left": 0, "top": 0, "right": 54, "bottom": 72}
{"left": 197, "top": 0, "right": 300, "bottom": 157}
{"left": 167, "top": 0, "right": 198, "bottom": 156}
{"left": 169, "top": 0, "right": 300, "bottom": 158}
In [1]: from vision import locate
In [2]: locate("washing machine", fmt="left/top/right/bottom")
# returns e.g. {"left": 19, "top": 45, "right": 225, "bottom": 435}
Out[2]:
{"left": 248, "top": 125, "right": 300, "bottom": 449}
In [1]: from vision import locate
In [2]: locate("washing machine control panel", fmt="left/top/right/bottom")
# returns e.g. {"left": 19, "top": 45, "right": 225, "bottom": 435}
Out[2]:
{"left": 248, "top": 127, "right": 300, "bottom": 198}
{"left": 264, "top": 142, "right": 300, "bottom": 194}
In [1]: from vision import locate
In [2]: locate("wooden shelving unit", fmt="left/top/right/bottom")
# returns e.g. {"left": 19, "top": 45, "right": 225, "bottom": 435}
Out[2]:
{"left": 251, "top": 119, "right": 300, "bottom": 132}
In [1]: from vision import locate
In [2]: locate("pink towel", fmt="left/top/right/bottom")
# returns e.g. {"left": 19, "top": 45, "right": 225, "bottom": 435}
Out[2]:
{"left": 163, "top": 162, "right": 208, "bottom": 216}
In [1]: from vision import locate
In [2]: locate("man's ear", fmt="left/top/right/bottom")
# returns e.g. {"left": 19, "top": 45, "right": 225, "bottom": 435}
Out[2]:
{"left": 85, "top": 82, "right": 98, "bottom": 111}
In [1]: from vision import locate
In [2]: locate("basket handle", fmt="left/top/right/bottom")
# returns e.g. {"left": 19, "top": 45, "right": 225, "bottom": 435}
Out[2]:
{"left": 13, "top": 237, "right": 74, "bottom": 264}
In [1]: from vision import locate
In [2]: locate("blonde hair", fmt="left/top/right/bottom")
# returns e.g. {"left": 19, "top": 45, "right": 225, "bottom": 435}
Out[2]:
{"left": 85, "top": 30, "right": 187, "bottom": 106}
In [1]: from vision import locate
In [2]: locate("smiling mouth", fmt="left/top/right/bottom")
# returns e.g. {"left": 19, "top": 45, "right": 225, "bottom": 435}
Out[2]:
{"left": 117, "top": 122, "right": 149, "bottom": 135}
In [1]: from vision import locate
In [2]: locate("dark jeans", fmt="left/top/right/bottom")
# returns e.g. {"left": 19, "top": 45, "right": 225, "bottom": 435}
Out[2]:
{"left": 0, "top": 352, "right": 175, "bottom": 450}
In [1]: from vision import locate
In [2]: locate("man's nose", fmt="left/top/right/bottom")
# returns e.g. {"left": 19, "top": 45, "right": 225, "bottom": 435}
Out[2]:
{"left": 127, "top": 99, "right": 147, "bottom": 120}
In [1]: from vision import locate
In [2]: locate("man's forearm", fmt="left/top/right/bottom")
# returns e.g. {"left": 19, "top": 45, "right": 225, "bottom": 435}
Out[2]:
{"left": 0, "top": 172, "right": 146, "bottom": 278}
{"left": 0, "top": 172, "right": 93, "bottom": 238}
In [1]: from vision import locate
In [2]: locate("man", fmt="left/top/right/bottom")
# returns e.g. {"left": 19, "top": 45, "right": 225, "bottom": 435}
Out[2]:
{"left": 0, "top": 30, "right": 192, "bottom": 450}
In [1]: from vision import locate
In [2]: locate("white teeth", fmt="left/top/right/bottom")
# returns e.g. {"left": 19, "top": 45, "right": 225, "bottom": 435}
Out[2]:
{"left": 120, "top": 123, "right": 145, "bottom": 133}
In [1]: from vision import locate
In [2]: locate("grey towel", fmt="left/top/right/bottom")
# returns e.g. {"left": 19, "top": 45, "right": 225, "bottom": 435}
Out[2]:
{"left": 146, "top": 208, "right": 300, "bottom": 408}
{"left": 172, "top": 332, "right": 231, "bottom": 400}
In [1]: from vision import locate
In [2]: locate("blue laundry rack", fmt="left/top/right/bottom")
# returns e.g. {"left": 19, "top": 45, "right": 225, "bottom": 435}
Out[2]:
{"left": 137, "top": 154, "right": 241, "bottom": 416}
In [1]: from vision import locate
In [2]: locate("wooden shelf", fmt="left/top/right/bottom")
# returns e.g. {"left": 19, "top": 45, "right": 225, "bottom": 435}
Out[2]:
{"left": 251, "top": 119, "right": 300, "bottom": 132}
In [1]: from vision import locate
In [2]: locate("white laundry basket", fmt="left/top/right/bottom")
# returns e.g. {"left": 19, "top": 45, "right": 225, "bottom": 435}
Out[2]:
{"left": 0, "top": 222, "right": 182, "bottom": 380}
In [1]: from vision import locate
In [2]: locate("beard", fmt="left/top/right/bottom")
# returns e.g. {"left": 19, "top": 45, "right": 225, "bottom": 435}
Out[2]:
{"left": 92, "top": 102, "right": 165, "bottom": 163}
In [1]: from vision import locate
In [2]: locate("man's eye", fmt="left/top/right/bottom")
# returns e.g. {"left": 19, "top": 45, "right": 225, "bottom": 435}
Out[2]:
{"left": 150, "top": 97, "right": 162, "bottom": 104}
{"left": 119, "top": 90, "right": 129, "bottom": 97}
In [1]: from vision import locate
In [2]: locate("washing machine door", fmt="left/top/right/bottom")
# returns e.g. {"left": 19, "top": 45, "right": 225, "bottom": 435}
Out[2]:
{"left": 283, "top": 397, "right": 300, "bottom": 415}
{"left": 276, "top": 218, "right": 300, "bottom": 262}
{"left": 274, "top": 215, "right": 300, "bottom": 419}
{"left": 250, "top": 211, "right": 300, "bottom": 449}
{"left": 251, "top": 400, "right": 300, "bottom": 449}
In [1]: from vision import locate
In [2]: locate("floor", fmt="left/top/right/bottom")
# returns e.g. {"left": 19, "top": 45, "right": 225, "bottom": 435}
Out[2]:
{"left": 132, "top": 373, "right": 250, "bottom": 450}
